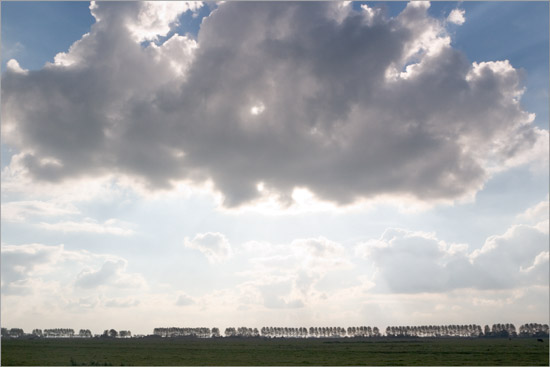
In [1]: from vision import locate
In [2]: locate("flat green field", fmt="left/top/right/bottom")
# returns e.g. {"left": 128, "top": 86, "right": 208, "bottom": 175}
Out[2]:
{"left": 1, "top": 337, "right": 548, "bottom": 366}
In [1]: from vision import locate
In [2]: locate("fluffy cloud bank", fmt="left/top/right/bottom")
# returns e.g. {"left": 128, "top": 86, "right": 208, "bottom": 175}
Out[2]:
{"left": 235, "top": 236, "right": 352, "bottom": 309}
{"left": 356, "top": 218, "right": 549, "bottom": 294}
{"left": 1, "top": 243, "right": 146, "bottom": 295}
{"left": 2, "top": 2, "right": 547, "bottom": 207}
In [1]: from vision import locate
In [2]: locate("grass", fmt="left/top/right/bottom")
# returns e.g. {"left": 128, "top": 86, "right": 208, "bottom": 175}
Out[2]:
{"left": 1, "top": 337, "right": 548, "bottom": 366}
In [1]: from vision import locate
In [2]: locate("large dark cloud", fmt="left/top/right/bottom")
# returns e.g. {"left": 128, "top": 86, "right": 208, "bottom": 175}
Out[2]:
{"left": 2, "top": 2, "right": 545, "bottom": 207}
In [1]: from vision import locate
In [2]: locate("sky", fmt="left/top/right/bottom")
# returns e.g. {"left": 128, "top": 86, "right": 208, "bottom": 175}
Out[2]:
{"left": 1, "top": 1, "right": 548, "bottom": 336}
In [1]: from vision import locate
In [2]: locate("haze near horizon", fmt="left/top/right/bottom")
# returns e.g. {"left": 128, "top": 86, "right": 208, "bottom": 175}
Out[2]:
{"left": 1, "top": 1, "right": 548, "bottom": 335}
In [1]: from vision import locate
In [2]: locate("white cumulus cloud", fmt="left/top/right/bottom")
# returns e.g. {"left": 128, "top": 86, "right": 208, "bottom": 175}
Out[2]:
{"left": 447, "top": 8, "right": 466, "bottom": 25}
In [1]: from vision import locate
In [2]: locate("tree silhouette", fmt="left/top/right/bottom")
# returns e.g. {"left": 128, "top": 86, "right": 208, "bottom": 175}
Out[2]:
{"left": 44, "top": 328, "right": 74, "bottom": 338}
{"left": 119, "top": 330, "right": 132, "bottom": 338}
{"left": 519, "top": 323, "right": 549, "bottom": 337}
{"left": 79, "top": 329, "right": 92, "bottom": 338}
{"left": 9, "top": 328, "right": 25, "bottom": 338}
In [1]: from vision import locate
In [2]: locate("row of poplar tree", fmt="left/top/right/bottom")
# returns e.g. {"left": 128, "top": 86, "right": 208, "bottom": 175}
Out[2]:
{"left": 153, "top": 323, "right": 548, "bottom": 338}
{"left": 152, "top": 326, "right": 380, "bottom": 338}
{"left": 1, "top": 328, "right": 131, "bottom": 338}
{"left": 2, "top": 323, "right": 548, "bottom": 339}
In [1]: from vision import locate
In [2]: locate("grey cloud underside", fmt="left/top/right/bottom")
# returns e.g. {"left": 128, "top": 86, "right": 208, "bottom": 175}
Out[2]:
{"left": 1, "top": 2, "right": 540, "bottom": 206}
{"left": 75, "top": 260, "right": 125, "bottom": 289}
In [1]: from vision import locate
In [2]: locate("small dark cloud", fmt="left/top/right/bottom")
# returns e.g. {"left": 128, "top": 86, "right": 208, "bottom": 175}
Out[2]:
{"left": 74, "top": 259, "right": 145, "bottom": 289}
{"left": 75, "top": 260, "right": 125, "bottom": 289}
{"left": 105, "top": 298, "right": 140, "bottom": 308}
{"left": 176, "top": 294, "right": 195, "bottom": 306}
{"left": 184, "top": 232, "right": 231, "bottom": 263}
